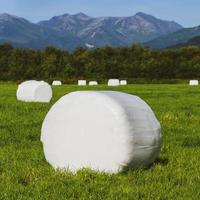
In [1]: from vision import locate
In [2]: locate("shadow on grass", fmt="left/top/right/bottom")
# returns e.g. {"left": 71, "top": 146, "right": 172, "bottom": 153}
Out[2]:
{"left": 153, "top": 157, "right": 169, "bottom": 166}
{"left": 17, "top": 177, "right": 29, "bottom": 187}
{"left": 181, "top": 137, "right": 200, "bottom": 148}
{"left": 121, "top": 157, "right": 169, "bottom": 174}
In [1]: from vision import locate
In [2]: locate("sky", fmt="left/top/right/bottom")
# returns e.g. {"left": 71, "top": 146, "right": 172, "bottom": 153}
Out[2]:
{"left": 0, "top": 0, "right": 199, "bottom": 27}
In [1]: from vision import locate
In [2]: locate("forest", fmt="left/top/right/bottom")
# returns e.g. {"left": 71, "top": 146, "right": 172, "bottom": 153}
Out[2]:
{"left": 0, "top": 43, "right": 200, "bottom": 83}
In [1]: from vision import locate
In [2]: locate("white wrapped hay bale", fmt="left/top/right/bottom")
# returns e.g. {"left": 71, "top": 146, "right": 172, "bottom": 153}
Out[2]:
{"left": 89, "top": 81, "right": 98, "bottom": 86}
{"left": 17, "top": 80, "right": 52, "bottom": 103}
{"left": 41, "top": 91, "right": 161, "bottom": 173}
{"left": 108, "top": 79, "right": 120, "bottom": 86}
{"left": 120, "top": 80, "right": 127, "bottom": 85}
{"left": 78, "top": 80, "right": 87, "bottom": 86}
{"left": 52, "top": 80, "right": 62, "bottom": 86}
{"left": 189, "top": 80, "right": 199, "bottom": 86}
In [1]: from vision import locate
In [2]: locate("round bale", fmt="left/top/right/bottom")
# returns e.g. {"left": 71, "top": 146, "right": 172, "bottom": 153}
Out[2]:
{"left": 17, "top": 80, "right": 52, "bottom": 103}
{"left": 78, "top": 80, "right": 87, "bottom": 86}
{"left": 120, "top": 80, "right": 127, "bottom": 85}
{"left": 108, "top": 79, "right": 120, "bottom": 86}
{"left": 189, "top": 80, "right": 199, "bottom": 86}
{"left": 41, "top": 91, "right": 161, "bottom": 173}
{"left": 89, "top": 81, "right": 98, "bottom": 86}
{"left": 52, "top": 81, "right": 62, "bottom": 86}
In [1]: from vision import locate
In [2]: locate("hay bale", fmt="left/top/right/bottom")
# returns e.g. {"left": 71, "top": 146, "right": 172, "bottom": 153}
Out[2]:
{"left": 108, "top": 79, "right": 120, "bottom": 86}
{"left": 78, "top": 80, "right": 87, "bottom": 86}
{"left": 52, "top": 81, "right": 62, "bottom": 86}
{"left": 189, "top": 80, "right": 199, "bottom": 86}
{"left": 120, "top": 80, "right": 127, "bottom": 85}
{"left": 41, "top": 91, "right": 161, "bottom": 173}
{"left": 17, "top": 80, "right": 52, "bottom": 103}
{"left": 89, "top": 81, "right": 98, "bottom": 86}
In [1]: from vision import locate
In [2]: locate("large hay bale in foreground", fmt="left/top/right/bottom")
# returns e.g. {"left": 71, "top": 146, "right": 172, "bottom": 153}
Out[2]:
{"left": 41, "top": 91, "right": 161, "bottom": 173}
{"left": 108, "top": 79, "right": 120, "bottom": 86}
{"left": 52, "top": 81, "right": 62, "bottom": 86}
{"left": 189, "top": 80, "right": 199, "bottom": 86}
{"left": 17, "top": 80, "right": 52, "bottom": 102}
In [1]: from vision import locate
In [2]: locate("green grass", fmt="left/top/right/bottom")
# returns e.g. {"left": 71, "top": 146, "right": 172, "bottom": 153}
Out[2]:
{"left": 0, "top": 83, "right": 200, "bottom": 199}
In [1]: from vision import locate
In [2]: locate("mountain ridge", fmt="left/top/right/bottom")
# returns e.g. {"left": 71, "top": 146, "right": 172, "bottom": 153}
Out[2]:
{"left": 171, "top": 34, "right": 200, "bottom": 48}
{"left": 0, "top": 12, "right": 183, "bottom": 51}
{"left": 145, "top": 25, "right": 200, "bottom": 49}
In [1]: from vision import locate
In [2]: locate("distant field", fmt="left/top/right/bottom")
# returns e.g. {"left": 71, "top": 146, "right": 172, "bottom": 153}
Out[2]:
{"left": 0, "top": 84, "right": 200, "bottom": 199}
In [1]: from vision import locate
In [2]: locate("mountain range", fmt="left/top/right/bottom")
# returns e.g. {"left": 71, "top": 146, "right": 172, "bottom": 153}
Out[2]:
{"left": 1, "top": 12, "right": 200, "bottom": 51}
{"left": 38, "top": 12, "right": 182, "bottom": 47}
{"left": 0, "top": 12, "right": 185, "bottom": 51}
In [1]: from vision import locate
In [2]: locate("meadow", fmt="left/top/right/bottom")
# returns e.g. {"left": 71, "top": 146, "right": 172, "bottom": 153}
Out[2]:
{"left": 0, "top": 83, "right": 200, "bottom": 199}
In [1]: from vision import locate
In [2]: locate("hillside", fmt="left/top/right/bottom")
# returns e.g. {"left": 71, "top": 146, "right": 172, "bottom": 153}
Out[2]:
{"left": 145, "top": 26, "right": 200, "bottom": 49}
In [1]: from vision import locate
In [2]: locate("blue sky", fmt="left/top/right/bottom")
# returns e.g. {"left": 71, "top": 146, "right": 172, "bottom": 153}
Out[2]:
{"left": 0, "top": 0, "right": 199, "bottom": 27}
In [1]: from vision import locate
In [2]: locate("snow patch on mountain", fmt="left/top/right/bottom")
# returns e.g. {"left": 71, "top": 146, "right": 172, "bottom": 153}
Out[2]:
{"left": 91, "top": 32, "right": 96, "bottom": 38}
{"left": 85, "top": 43, "right": 95, "bottom": 48}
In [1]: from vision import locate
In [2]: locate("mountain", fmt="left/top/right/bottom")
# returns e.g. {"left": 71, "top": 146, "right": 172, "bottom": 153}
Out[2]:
{"left": 0, "top": 12, "right": 183, "bottom": 51}
{"left": 183, "top": 35, "right": 200, "bottom": 47}
{"left": 38, "top": 13, "right": 93, "bottom": 34}
{"left": 0, "top": 13, "right": 83, "bottom": 51}
{"left": 172, "top": 35, "right": 200, "bottom": 48}
{"left": 39, "top": 12, "right": 183, "bottom": 48}
{"left": 145, "top": 26, "right": 200, "bottom": 49}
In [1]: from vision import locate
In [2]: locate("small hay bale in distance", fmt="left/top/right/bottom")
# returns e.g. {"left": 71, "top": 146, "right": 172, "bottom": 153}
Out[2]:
{"left": 17, "top": 80, "right": 52, "bottom": 103}
{"left": 89, "top": 81, "right": 98, "bottom": 86}
{"left": 78, "top": 80, "right": 87, "bottom": 86}
{"left": 108, "top": 79, "right": 120, "bottom": 86}
{"left": 52, "top": 80, "right": 62, "bottom": 86}
{"left": 120, "top": 80, "right": 127, "bottom": 85}
{"left": 189, "top": 80, "right": 199, "bottom": 86}
{"left": 41, "top": 91, "right": 161, "bottom": 173}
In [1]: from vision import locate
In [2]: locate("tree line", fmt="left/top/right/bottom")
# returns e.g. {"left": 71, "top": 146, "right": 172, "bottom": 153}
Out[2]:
{"left": 0, "top": 43, "right": 200, "bottom": 83}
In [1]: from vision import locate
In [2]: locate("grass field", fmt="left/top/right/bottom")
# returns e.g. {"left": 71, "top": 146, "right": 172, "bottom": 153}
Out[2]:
{"left": 0, "top": 83, "right": 200, "bottom": 199}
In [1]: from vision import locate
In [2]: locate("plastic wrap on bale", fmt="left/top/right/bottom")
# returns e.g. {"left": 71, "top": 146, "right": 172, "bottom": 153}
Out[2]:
{"left": 108, "top": 79, "right": 120, "bottom": 86}
{"left": 78, "top": 80, "right": 87, "bottom": 86}
{"left": 120, "top": 80, "right": 127, "bottom": 85}
{"left": 189, "top": 80, "right": 199, "bottom": 86}
{"left": 41, "top": 91, "right": 161, "bottom": 173}
{"left": 89, "top": 81, "right": 98, "bottom": 86}
{"left": 52, "top": 81, "right": 62, "bottom": 86}
{"left": 17, "top": 80, "right": 52, "bottom": 103}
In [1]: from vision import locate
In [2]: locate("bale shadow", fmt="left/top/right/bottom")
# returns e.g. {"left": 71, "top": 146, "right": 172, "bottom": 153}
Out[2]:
{"left": 120, "top": 157, "right": 169, "bottom": 174}
{"left": 144, "top": 157, "right": 169, "bottom": 170}
{"left": 181, "top": 137, "right": 200, "bottom": 148}
{"left": 153, "top": 157, "right": 169, "bottom": 166}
